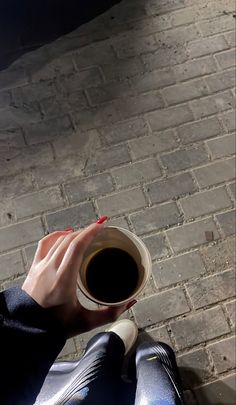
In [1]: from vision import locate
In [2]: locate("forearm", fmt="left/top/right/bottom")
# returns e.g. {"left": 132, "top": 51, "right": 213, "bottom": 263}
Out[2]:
{"left": 0, "top": 287, "right": 66, "bottom": 405}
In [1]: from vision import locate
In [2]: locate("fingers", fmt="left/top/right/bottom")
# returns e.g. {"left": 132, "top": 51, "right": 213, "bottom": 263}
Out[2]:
{"left": 33, "top": 231, "right": 71, "bottom": 263}
{"left": 47, "top": 230, "right": 82, "bottom": 267}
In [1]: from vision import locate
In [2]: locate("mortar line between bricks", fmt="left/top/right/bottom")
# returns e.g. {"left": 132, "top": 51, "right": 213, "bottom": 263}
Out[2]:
{"left": 204, "top": 345, "right": 217, "bottom": 379}
{"left": 223, "top": 301, "right": 236, "bottom": 330}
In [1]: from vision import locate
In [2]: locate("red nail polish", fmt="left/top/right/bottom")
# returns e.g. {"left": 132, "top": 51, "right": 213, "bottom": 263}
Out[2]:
{"left": 65, "top": 227, "right": 74, "bottom": 231}
{"left": 96, "top": 215, "right": 108, "bottom": 225}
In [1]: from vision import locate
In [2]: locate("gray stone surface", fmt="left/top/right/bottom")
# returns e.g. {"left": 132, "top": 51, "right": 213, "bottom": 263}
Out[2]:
{"left": 177, "top": 348, "right": 212, "bottom": 388}
{"left": 0, "top": 0, "right": 235, "bottom": 399}
{"left": 208, "top": 336, "right": 236, "bottom": 374}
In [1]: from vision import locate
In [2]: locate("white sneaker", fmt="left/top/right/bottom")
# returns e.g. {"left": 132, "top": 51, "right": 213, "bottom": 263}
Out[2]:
{"left": 106, "top": 319, "right": 138, "bottom": 354}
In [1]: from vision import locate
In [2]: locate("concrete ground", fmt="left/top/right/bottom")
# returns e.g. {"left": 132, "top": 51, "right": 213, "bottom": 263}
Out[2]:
{"left": 0, "top": 0, "right": 235, "bottom": 403}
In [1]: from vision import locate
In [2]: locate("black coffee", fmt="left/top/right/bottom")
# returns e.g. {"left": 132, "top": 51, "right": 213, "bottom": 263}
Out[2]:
{"left": 86, "top": 248, "right": 139, "bottom": 303}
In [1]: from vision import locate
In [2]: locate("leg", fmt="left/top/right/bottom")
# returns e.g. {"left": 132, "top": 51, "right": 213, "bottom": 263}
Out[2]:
{"left": 36, "top": 332, "right": 125, "bottom": 405}
{"left": 134, "top": 342, "right": 185, "bottom": 405}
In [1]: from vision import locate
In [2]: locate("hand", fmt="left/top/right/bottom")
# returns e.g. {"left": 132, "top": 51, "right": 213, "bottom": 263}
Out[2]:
{"left": 22, "top": 220, "right": 136, "bottom": 338}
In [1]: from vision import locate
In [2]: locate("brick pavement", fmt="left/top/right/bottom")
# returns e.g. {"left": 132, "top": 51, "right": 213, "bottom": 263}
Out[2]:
{"left": 0, "top": 0, "right": 235, "bottom": 403}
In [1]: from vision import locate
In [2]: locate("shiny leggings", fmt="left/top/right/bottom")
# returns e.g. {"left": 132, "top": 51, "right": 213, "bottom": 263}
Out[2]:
{"left": 37, "top": 332, "right": 185, "bottom": 405}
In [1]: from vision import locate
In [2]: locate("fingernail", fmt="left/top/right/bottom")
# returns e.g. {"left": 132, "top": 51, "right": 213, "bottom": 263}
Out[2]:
{"left": 126, "top": 300, "right": 137, "bottom": 310}
{"left": 96, "top": 215, "right": 108, "bottom": 225}
{"left": 65, "top": 227, "right": 74, "bottom": 232}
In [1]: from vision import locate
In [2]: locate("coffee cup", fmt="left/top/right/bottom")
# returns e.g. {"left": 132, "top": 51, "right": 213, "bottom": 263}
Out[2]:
{"left": 77, "top": 226, "right": 152, "bottom": 307}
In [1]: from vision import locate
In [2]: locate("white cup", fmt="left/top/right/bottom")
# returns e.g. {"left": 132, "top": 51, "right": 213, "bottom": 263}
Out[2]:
{"left": 77, "top": 226, "right": 152, "bottom": 307}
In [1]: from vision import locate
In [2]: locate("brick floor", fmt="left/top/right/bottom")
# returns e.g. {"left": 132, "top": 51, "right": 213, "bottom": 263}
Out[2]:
{"left": 0, "top": 0, "right": 235, "bottom": 403}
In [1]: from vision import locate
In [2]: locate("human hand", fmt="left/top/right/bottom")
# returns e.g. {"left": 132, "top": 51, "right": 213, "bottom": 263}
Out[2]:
{"left": 22, "top": 218, "right": 136, "bottom": 338}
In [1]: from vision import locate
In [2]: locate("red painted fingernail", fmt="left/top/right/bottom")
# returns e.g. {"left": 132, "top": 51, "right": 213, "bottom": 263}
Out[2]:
{"left": 96, "top": 215, "right": 108, "bottom": 224}
{"left": 65, "top": 227, "right": 74, "bottom": 231}
{"left": 126, "top": 300, "right": 137, "bottom": 310}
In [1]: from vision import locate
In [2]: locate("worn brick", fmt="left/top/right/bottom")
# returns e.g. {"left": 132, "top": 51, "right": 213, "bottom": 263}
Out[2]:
{"left": 215, "top": 49, "right": 235, "bottom": 69}
{"left": 206, "top": 69, "right": 235, "bottom": 92}
{"left": 173, "top": 56, "right": 217, "bottom": 81}
{"left": 86, "top": 81, "right": 132, "bottom": 105}
{"left": 114, "top": 35, "right": 158, "bottom": 59}
{"left": 216, "top": 210, "right": 236, "bottom": 237}
{"left": 225, "top": 31, "right": 235, "bottom": 48}
{"left": 142, "top": 46, "right": 188, "bottom": 70}
{"left": 161, "top": 145, "right": 209, "bottom": 173}
{"left": 53, "top": 129, "right": 101, "bottom": 159}
{"left": 187, "top": 269, "right": 235, "bottom": 309}
{"left": 198, "top": 15, "right": 235, "bottom": 36}
{"left": 177, "top": 349, "right": 212, "bottom": 388}
{"left": 208, "top": 336, "right": 236, "bottom": 374}
{"left": 25, "top": 116, "right": 72, "bottom": 145}
{"left": 97, "top": 188, "right": 146, "bottom": 217}
{"left": 225, "top": 300, "right": 236, "bottom": 329}
{"left": 60, "top": 69, "right": 102, "bottom": 93}
{"left": 0, "top": 128, "right": 25, "bottom": 148}
{"left": 129, "top": 131, "right": 177, "bottom": 159}
{"left": 194, "top": 157, "right": 235, "bottom": 188}
{"left": 39, "top": 97, "right": 70, "bottom": 119}
{"left": 147, "top": 173, "right": 197, "bottom": 204}
{"left": 146, "top": 0, "right": 185, "bottom": 15}
{"left": 170, "top": 6, "right": 196, "bottom": 26}
{"left": 0, "top": 251, "right": 25, "bottom": 281}
{"left": 73, "top": 103, "right": 123, "bottom": 130}
{"left": 142, "top": 233, "right": 170, "bottom": 260}
{"left": 207, "top": 134, "right": 235, "bottom": 159}
{"left": 140, "top": 325, "right": 172, "bottom": 346}
{"left": 12, "top": 81, "right": 57, "bottom": 104}
{"left": 163, "top": 79, "right": 208, "bottom": 106}
{"left": 171, "top": 307, "right": 230, "bottom": 349}
{"left": 153, "top": 251, "right": 205, "bottom": 288}
{"left": 130, "top": 202, "right": 181, "bottom": 234}
{"left": 30, "top": 55, "right": 75, "bottom": 82}
{"left": 0, "top": 218, "right": 44, "bottom": 253}
{"left": 24, "top": 244, "right": 37, "bottom": 269}
{"left": 0, "top": 200, "right": 16, "bottom": 228}
{"left": 167, "top": 218, "right": 220, "bottom": 253}
{"left": 201, "top": 237, "right": 235, "bottom": 273}
{"left": 146, "top": 104, "right": 193, "bottom": 131}
{"left": 156, "top": 24, "right": 200, "bottom": 45}
{"left": 187, "top": 36, "right": 228, "bottom": 59}
{"left": 191, "top": 91, "right": 235, "bottom": 119}
{"left": 129, "top": 68, "right": 175, "bottom": 93}
{"left": 112, "top": 159, "right": 161, "bottom": 188}
{"left": 74, "top": 43, "right": 116, "bottom": 69}
{"left": 85, "top": 144, "right": 131, "bottom": 175}
{"left": 220, "top": 110, "right": 236, "bottom": 132}
{"left": 178, "top": 117, "right": 222, "bottom": 144}
{"left": 0, "top": 144, "right": 53, "bottom": 177}
{"left": 101, "top": 58, "right": 144, "bottom": 82}
{"left": 117, "top": 91, "right": 165, "bottom": 119}
{"left": 64, "top": 173, "right": 114, "bottom": 204}
{"left": 180, "top": 187, "right": 232, "bottom": 220}
{"left": 100, "top": 118, "right": 148, "bottom": 146}
{"left": 107, "top": 217, "right": 130, "bottom": 230}
{"left": 133, "top": 287, "right": 189, "bottom": 328}
{"left": 45, "top": 203, "right": 96, "bottom": 232}
{"left": 0, "top": 173, "right": 34, "bottom": 199}
{"left": 228, "top": 182, "right": 236, "bottom": 201}
{"left": 14, "top": 187, "right": 64, "bottom": 219}
{"left": 0, "top": 90, "right": 11, "bottom": 108}
{"left": 194, "top": 374, "right": 236, "bottom": 405}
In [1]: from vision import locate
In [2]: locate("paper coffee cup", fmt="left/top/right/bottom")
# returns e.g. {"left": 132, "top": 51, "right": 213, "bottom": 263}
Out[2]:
{"left": 77, "top": 226, "right": 152, "bottom": 307}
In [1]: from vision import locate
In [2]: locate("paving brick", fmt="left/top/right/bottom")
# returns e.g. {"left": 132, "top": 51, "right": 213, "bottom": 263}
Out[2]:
{"left": 225, "top": 300, "right": 236, "bottom": 329}
{"left": 142, "top": 46, "right": 188, "bottom": 70}
{"left": 34, "top": 156, "right": 84, "bottom": 188}
{"left": 190, "top": 91, "right": 235, "bottom": 119}
{"left": 100, "top": 118, "right": 149, "bottom": 146}
{"left": 0, "top": 90, "right": 11, "bottom": 108}
{"left": 85, "top": 144, "right": 131, "bottom": 175}
{"left": 130, "top": 202, "right": 182, "bottom": 234}
{"left": 24, "top": 244, "right": 37, "bottom": 269}
{"left": 187, "top": 36, "right": 228, "bottom": 59}
{"left": 161, "top": 145, "right": 209, "bottom": 173}
{"left": 45, "top": 203, "right": 96, "bottom": 232}
{"left": 180, "top": 187, "right": 232, "bottom": 220}
{"left": 200, "top": 237, "right": 235, "bottom": 273}
{"left": 206, "top": 134, "right": 235, "bottom": 159}
{"left": 129, "top": 131, "right": 178, "bottom": 159}
{"left": 0, "top": 218, "right": 44, "bottom": 253}
{"left": 101, "top": 58, "right": 144, "bottom": 82}
{"left": 225, "top": 31, "right": 236, "bottom": 47}
{"left": 53, "top": 129, "right": 101, "bottom": 159}
{"left": 194, "top": 374, "right": 236, "bottom": 405}
{"left": 215, "top": 49, "right": 236, "bottom": 69}
{"left": 153, "top": 251, "right": 205, "bottom": 288}
{"left": 112, "top": 159, "right": 162, "bottom": 188}
{"left": 0, "top": 67, "right": 28, "bottom": 91}
{"left": 142, "top": 233, "right": 170, "bottom": 260}
{"left": 97, "top": 188, "right": 146, "bottom": 217}
{"left": 170, "top": 6, "right": 196, "bottom": 26}
{"left": 12, "top": 81, "right": 57, "bottom": 104}
{"left": 39, "top": 97, "right": 70, "bottom": 119}
{"left": 140, "top": 325, "right": 172, "bottom": 346}
{"left": 0, "top": 251, "right": 25, "bottom": 281}
{"left": 24, "top": 116, "right": 72, "bottom": 145}
{"left": 216, "top": 210, "right": 236, "bottom": 237}
{"left": 146, "top": 0, "right": 185, "bottom": 15}
{"left": 30, "top": 55, "right": 75, "bottom": 82}
{"left": 167, "top": 218, "right": 220, "bottom": 253}
{"left": 73, "top": 103, "right": 123, "bottom": 130}
{"left": 133, "top": 287, "right": 190, "bottom": 328}
{"left": 114, "top": 35, "right": 158, "bottom": 59}
{"left": 177, "top": 117, "right": 222, "bottom": 144}
{"left": 173, "top": 56, "right": 217, "bottom": 81}
{"left": 156, "top": 23, "right": 200, "bottom": 45}
{"left": 194, "top": 157, "right": 235, "bottom": 188}
{"left": 117, "top": 91, "right": 165, "bottom": 119}
{"left": 14, "top": 187, "right": 64, "bottom": 219}
{"left": 0, "top": 200, "right": 16, "bottom": 228}
{"left": 171, "top": 307, "right": 230, "bottom": 349}
{"left": 86, "top": 81, "right": 132, "bottom": 105}
{"left": 220, "top": 110, "right": 236, "bottom": 132}
{"left": 198, "top": 15, "right": 235, "bottom": 36}
{"left": 129, "top": 68, "right": 175, "bottom": 93}
{"left": 0, "top": 144, "right": 53, "bottom": 177}
{"left": 208, "top": 336, "right": 236, "bottom": 374}
{"left": 228, "top": 182, "right": 236, "bottom": 201}
{"left": 163, "top": 79, "right": 208, "bottom": 106}
{"left": 59, "top": 69, "right": 102, "bottom": 93}
{"left": 146, "top": 105, "right": 193, "bottom": 131}
{"left": 0, "top": 128, "right": 25, "bottom": 148}
{"left": 177, "top": 349, "right": 212, "bottom": 388}
{"left": 64, "top": 173, "right": 114, "bottom": 203}
{"left": 146, "top": 173, "right": 197, "bottom": 204}
{"left": 0, "top": 173, "right": 34, "bottom": 199}
{"left": 107, "top": 217, "right": 130, "bottom": 230}
{"left": 187, "top": 269, "right": 235, "bottom": 309}
{"left": 73, "top": 43, "right": 117, "bottom": 69}
{"left": 206, "top": 69, "right": 235, "bottom": 92}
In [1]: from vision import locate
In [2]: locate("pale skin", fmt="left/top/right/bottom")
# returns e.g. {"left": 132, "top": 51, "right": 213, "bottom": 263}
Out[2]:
{"left": 22, "top": 221, "right": 136, "bottom": 338}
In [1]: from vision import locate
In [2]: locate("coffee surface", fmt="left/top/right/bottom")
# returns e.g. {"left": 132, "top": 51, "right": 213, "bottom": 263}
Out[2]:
{"left": 86, "top": 248, "right": 139, "bottom": 303}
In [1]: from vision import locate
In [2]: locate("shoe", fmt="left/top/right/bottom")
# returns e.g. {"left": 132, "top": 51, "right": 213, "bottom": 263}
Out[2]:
{"left": 106, "top": 319, "right": 138, "bottom": 354}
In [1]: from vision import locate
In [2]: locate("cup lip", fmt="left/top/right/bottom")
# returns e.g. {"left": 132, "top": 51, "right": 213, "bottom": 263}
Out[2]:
{"left": 77, "top": 226, "right": 152, "bottom": 307}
